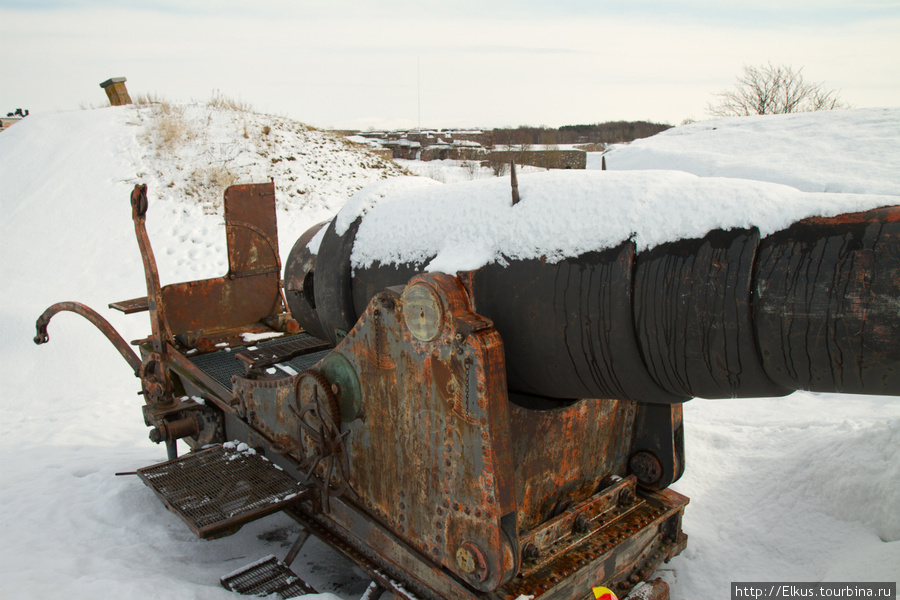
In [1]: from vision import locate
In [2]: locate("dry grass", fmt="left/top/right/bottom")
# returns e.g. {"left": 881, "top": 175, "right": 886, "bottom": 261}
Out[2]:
{"left": 132, "top": 92, "right": 170, "bottom": 106}
{"left": 144, "top": 104, "right": 193, "bottom": 156}
{"left": 186, "top": 165, "right": 239, "bottom": 213}
{"left": 134, "top": 95, "right": 196, "bottom": 155}
{"left": 207, "top": 89, "right": 254, "bottom": 112}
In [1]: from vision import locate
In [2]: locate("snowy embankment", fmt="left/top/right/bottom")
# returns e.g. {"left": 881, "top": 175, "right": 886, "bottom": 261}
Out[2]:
{"left": 601, "top": 107, "right": 900, "bottom": 195}
{"left": 0, "top": 105, "right": 898, "bottom": 600}
{"left": 0, "top": 104, "right": 401, "bottom": 600}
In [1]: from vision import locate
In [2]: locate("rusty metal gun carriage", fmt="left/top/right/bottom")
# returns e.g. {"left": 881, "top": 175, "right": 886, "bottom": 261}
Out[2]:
{"left": 34, "top": 179, "right": 900, "bottom": 600}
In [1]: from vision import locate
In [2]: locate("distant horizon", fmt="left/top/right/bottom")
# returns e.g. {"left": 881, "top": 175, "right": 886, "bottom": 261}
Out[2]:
{"left": 3, "top": 97, "right": 688, "bottom": 131}
{"left": 339, "top": 119, "right": 679, "bottom": 131}
{"left": 2, "top": 1, "right": 898, "bottom": 130}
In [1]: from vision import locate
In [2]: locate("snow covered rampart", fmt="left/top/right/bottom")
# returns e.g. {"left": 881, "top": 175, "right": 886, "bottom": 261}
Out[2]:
{"left": 603, "top": 107, "right": 900, "bottom": 195}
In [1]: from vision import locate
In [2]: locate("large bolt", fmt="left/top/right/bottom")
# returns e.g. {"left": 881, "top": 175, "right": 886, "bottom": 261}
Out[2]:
{"left": 573, "top": 513, "right": 592, "bottom": 533}
{"left": 630, "top": 451, "right": 663, "bottom": 487}
{"left": 455, "top": 541, "right": 488, "bottom": 582}
{"left": 522, "top": 543, "right": 541, "bottom": 560}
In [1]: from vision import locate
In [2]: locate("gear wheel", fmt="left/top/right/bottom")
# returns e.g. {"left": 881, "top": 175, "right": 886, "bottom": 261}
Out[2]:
{"left": 293, "top": 370, "right": 350, "bottom": 511}
{"left": 295, "top": 370, "right": 341, "bottom": 426}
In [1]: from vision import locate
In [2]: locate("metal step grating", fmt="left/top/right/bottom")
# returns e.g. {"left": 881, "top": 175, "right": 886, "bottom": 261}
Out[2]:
{"left": 137, "top": 444, "right": 311, "bottom": 539}
{"left": 188, "top": 333, "right": 332, "bottom": 391}
{"left": 221, "top": 554, "right": 317, "bottom": 598}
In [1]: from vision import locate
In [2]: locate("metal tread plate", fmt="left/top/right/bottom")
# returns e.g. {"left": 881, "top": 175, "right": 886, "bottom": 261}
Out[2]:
{"left": 108, "top": 296, "right": 150, "bottom": 314}
{"left": 235, "top": 336, "right": 332, "bottom": 371}
{"left": 187, "top": 332, "right": 332, "bottom": 391}
{"left": 221, "top": 554, "right": 317, "bottom": 598}
{"left": 137, "top": 443, "right": 311, "bottom": 539}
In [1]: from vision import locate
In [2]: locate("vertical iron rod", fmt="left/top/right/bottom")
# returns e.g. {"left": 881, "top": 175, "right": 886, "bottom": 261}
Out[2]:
{"left": 510, "top": 161, "right": 520, "bottom": 205}
{"left": 284, "top": 528, "right": 311, "bottom": 567}
{"left": 165, "top": 439, "right": 177, "bottom": 461}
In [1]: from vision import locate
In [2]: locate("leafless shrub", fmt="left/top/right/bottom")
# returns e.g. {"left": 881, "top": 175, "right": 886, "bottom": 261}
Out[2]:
{"left": 461, "top": 160, "right": 480, "bottom": 179}
{"left": 487, "top": 154, "right": 508, "bottom": 177}
{"left": 708, "top": 62, "right": 850, "bottom": 117}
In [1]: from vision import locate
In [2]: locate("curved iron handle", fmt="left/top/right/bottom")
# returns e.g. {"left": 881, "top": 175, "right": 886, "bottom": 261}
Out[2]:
{"left": 34, "top": 301, "right": 142, "bottom": 376}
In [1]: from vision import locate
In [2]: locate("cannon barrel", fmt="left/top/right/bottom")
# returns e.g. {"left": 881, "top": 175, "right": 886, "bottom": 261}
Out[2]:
{"left": 286, "top": 205, "right": 900, "bottom": 403}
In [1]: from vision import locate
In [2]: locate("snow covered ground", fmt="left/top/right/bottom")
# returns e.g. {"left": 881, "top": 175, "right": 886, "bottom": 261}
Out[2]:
{"left": 1, "top": 106, "right": 898, "bottom": 600}
{"left": 600, "top": 107, "right": 900, "bottom": 195}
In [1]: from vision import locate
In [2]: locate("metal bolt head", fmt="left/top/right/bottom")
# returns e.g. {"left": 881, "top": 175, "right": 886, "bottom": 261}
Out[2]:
{"left": 573, "top": 513, "right": 592, "bottom": 533}
{"left": 455, "top": 542, "right": 488, "bottom": 582}
{"left": 456, "top": 546, "right": 475, "bottom": 573}
{"left": 522, "top": 543, "right": 541, "bottom": 560}
{"left": 630, "top": 451, "right": 663, "bottom": 487}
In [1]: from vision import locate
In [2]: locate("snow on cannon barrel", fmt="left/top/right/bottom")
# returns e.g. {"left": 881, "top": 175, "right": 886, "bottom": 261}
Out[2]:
{"left": 285, "top": 172, "right": 900, "bottom": 403}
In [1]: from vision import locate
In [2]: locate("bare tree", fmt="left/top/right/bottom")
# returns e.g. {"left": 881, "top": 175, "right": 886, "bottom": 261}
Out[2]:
{"left": 708, "top": 62, "right": 849, "bottom": 117}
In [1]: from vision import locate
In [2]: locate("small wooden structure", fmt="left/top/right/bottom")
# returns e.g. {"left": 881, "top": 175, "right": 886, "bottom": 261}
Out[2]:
{"left": 99, "top": 77, "right": 132, "bottom": 106}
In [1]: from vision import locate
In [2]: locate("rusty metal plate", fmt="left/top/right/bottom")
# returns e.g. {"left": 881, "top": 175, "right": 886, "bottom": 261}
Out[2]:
{"left": 336, "top": 273, "right": 517, "bottom": 592}
{"left": 108, "top": 296, "right": 150, "bottom": 314}
{"left": 159, "top": 182, "right": 284, "bottom": 338}
{"left": 137, "top": 444, "right": 310, "bottom": 539}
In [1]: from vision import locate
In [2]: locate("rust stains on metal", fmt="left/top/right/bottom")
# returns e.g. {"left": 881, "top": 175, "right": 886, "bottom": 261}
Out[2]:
{"left": 509, "top": 398, "right": 636, "bottom": 531}
{"left": 159, "top": 183, "right": 284, "bottom": 339}
{"left": 328, "top": 273, "right": 518, "bottom": 592}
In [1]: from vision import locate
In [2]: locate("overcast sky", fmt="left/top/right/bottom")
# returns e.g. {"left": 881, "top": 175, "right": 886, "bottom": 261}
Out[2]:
{"left": 1, "top": 1, "right": 898, "bottom": 130}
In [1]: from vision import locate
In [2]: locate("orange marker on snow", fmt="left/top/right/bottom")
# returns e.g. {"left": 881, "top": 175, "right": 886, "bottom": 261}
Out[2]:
{"left": 593, "top": 586, "right": 618, "bottom": 600}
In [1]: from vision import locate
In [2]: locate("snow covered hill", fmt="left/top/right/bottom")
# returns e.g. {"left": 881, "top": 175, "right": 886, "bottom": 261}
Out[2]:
{"left": 601, "top": 107, "right": 900, "bottom": 195}
{"left": 0, "top": 106, "right": 898, "bottom": 600}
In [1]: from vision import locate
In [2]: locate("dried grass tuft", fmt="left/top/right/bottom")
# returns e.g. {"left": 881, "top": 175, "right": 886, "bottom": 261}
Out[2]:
{"left": 207, "top": 89, "right": 254, "bottom": 112}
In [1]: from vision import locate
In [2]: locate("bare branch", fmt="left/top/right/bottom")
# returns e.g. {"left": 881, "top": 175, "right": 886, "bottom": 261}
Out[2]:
{"left": 707, "top": 62, "right": 850, "bottom": 117}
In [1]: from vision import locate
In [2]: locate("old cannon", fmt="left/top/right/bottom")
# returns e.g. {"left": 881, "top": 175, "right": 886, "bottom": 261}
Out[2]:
{"left": 34, "top": 174, "right": 899, "bottom": 600}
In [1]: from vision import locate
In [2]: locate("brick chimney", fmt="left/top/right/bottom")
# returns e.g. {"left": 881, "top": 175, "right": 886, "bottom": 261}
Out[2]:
{"left": 99, "top": 77, "right": 132, "bottom": 106}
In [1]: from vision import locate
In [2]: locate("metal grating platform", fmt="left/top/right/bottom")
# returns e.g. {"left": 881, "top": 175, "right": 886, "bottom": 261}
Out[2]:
{"left": 221, "top": 554, "right": 317, "bottom": 598}
{"left": 137, "top": 444, "right": 311, "bottom": 539}
{"left": 188, "top": 333, "right": 332, "bottom": 391}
